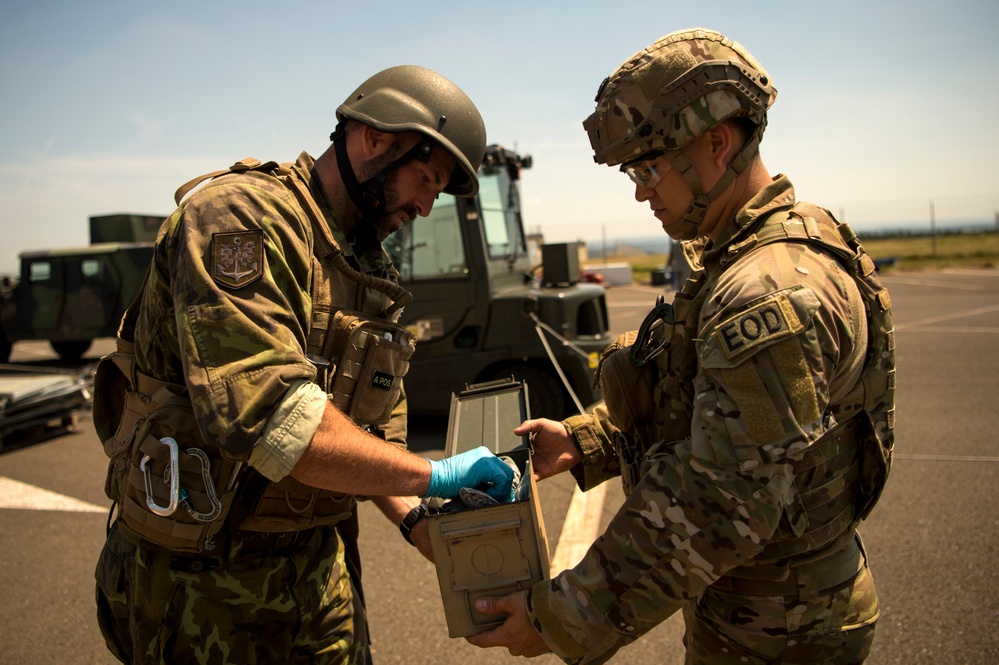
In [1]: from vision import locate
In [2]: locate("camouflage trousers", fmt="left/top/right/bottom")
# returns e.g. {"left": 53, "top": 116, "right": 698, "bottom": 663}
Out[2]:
{"left": 681, "top": 561, "right": 879, "bottom": 664}
{"left": 95, "top": 522, "right": 371, "bottom": 665}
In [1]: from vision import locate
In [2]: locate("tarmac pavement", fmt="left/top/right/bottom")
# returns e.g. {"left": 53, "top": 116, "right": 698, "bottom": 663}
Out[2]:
{"left": 0, "top": 268, "right": 996, "bottom": 664}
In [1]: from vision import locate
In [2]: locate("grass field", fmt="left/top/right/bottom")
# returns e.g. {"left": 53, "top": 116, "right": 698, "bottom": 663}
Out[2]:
{"left": 610, "top": 231, "right": 999, "bottom": 284}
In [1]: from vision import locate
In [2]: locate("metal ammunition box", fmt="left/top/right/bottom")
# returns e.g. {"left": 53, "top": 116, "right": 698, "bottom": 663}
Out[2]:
{"left": 426, "top": 378, "right": 551, "bottom": 637}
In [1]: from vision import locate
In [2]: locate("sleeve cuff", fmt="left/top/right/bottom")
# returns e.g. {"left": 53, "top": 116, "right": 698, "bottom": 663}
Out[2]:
{"left": 562, "top": 407, "right": 620, "bottom": 491}
{"left": 249, "top": 380, "right": 326, "bottom": 482}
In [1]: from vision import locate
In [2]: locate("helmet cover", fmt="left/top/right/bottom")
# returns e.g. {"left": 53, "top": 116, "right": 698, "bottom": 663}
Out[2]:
{"left": 583, "top": 28, "right": 777, "bottom": 167}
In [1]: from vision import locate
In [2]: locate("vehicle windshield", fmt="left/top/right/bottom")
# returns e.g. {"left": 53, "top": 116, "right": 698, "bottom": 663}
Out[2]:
{"left": 383, "top": 195, "right": 462, "bottom": 282}
{"left": 478, "top": 167, "right": 526, "bottom": 261}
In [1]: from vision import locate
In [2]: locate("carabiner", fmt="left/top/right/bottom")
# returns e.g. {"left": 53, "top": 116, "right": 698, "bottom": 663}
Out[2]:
{"left": 630, "top": 295, "right": 674, "bottom": 367}
{"left": 140, "top": 436, "right": 180, "bottom": 517}
{"left": 179, "top": 448, "right": 223, "bottom": 522}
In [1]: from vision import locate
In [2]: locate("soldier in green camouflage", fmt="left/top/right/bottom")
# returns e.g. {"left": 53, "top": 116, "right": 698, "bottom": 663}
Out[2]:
{"left": 467, "top": 29, "right": 895, "bottom": 664}
{"left": 93, "top": 66, "right": 517, "bottom": 664}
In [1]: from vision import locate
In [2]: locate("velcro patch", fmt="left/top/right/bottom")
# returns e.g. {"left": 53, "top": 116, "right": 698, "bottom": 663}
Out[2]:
{"left": 370, "top": 370, "right": 394, "bottom": 391}
{"left": 712, "top": 294, "right": 803, "bottom": 362}
{"left": 211, "top": 230, "right": 263, "bottom": 289}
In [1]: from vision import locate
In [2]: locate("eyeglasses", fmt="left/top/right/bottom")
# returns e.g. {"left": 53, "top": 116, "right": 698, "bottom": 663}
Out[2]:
{"left": 620, "top": 152, "right": 671, "bottom": 188}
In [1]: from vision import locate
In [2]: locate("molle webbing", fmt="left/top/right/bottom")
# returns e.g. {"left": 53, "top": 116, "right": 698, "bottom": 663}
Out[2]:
{"left": 98, "top": 157, "right": 404, "bottom": 548}
{"left": 632, "top": 204, "right": 893, "bottom": 564}
{"left": 713, "top": 531, "right": 865, "bottom": 599}
{"left": 649, "top": 273, "right": 708, "bottom": 446}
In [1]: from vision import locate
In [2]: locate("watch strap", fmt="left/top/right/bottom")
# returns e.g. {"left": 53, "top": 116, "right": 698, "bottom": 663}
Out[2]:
{"left": 399, "top": 503, "right": 428, "bottom": 546}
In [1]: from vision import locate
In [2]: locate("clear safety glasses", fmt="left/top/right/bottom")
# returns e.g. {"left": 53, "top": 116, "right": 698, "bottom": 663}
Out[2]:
{"left": 620, "top": 152, "right": 671, "bottom": 188}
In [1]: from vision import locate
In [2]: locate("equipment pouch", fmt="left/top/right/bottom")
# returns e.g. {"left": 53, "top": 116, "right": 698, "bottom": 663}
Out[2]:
{"left": 328, "top": 310, "right": 415, "bottom": 426}
{"left": 597, "top": 330, "right": 656, "bottom": 433}
{"left": 117, "top": 388, "right": 242, "bottom": 554}
{"left": 92, "top": 353, "right": 128, "bottom": 450}
{"left": 93, "top": 352, "right": 154, "bottom": 504}
{"left": 856, "top": 410, "right": 890, "bottom": 521}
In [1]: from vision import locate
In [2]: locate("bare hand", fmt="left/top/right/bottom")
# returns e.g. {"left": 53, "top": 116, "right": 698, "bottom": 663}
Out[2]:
{"left": 515, "top": 419, "right": 582, "bottom": 481}
{"left": 465, "top": 591, "right": 550, "bottom": 657}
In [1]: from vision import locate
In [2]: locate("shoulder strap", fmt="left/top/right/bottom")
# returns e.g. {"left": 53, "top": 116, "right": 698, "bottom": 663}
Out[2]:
{"left": 173, "top": 158, "right": 280, "bottom": 205}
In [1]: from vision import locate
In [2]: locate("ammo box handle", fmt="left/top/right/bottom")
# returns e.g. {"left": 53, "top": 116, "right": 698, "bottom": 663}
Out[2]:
{"left": 439, "top": 515, "right": 521, "bottom": 540}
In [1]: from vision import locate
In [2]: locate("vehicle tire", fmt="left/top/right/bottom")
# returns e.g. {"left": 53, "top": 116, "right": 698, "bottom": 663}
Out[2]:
{"left": 0, "top": 330, "right": 10, "bottom": 363}
{"left": 488, "top": 363, "right": 569, "bottom": 420}
{"left": 51, "top": 339, "right": 92, "bottom": 361}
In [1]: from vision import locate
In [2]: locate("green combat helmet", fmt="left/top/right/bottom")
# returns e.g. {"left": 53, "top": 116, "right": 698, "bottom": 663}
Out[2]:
{"left": 583, "top": 28, "right": 777, "bottom": 239}
{"left": 336, "top": 65, "right": 487, "bottom": 197}
{"left": 331, "top": 65, "right": 487, "bottom": 244}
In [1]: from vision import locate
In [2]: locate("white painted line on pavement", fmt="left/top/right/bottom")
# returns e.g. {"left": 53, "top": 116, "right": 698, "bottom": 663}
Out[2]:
{"left": 895, "top": 454, "right": 999, "bottom": 463}
{"left": 882, "top": 276, "right": 986, "bottom": 291}
{"left": 550, "top": 482, "right": 608, "bottom": 575}
{"left": 894, "top": 303, "right": 999, "bottom": 332}
{"left": 941, "top": 269, "right": 999, "bottom": 277}
{"left": 0, "top": 476, "right": 106, "bottom": 513}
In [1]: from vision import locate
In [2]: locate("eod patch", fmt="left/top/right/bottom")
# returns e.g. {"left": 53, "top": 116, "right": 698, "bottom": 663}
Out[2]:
{"left": 211, "top": 230, "right": 263, "bottom": 289}
{"left": 712, "top": 293, "right": 804, "bottom": 362}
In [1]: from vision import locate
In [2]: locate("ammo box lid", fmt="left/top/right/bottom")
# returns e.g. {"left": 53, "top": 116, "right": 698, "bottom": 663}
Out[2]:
{"left": 444, "top": 378, "right": 530, "bottom": 458}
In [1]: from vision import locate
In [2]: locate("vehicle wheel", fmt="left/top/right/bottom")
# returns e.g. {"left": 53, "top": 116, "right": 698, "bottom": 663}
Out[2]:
{"left": 51, "top": 339, "right": 92, "bottom": 361}
{"left": 488, "top": 363, "right": 569, "bottom": 420}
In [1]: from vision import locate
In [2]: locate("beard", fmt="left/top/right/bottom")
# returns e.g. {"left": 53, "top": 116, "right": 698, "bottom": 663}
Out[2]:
{"left": 354, "top": 147, "right": 418, "bottom": 243}
{"left": 374, "top": 179, "right": 418, "bottom": 241}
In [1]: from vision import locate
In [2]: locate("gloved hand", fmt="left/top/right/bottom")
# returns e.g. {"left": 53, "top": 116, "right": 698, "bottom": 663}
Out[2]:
{"left": 425, "top": 446, "right": 515, "bottom": 503}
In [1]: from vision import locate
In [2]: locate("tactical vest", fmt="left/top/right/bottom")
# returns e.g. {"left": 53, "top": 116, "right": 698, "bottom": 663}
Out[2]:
{"left": 601, "top": 203, "right": 894, "bottom": 577}
{"left": 92, "top": 159, "right": 416, "bottom": 553}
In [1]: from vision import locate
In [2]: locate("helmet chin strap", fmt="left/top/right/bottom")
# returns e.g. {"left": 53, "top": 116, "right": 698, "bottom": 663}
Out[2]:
{"left": 329, "top": 124, "right": 436, "bottom": 242}
{"left": 661, "top": 130, "right": 762, "bottom": 241}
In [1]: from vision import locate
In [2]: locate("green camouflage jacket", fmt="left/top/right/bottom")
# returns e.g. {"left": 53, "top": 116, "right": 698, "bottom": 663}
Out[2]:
{"left": 528, "top": 176, "right": 871, "bottom": 663}
{"left": 133, "top": 152, "right": 403, "bottom": 472}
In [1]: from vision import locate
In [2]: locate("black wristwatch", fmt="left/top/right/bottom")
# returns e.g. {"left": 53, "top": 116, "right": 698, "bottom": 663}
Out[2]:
{"left": 399, "top": 503, "right": 428, "bottom": 546}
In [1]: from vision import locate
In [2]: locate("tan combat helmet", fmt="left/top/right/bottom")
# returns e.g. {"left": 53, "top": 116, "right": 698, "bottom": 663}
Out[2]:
{"left": 583, "top": 28, "right": 777, "bottom": 239}
{"left": 336, "top": 65, "right": 487, "bottom": 198}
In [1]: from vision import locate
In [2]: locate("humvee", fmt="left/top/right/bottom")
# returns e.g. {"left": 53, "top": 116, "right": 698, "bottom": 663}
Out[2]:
{"left": 0, "top": 214, "right": 161, "bottom": 363}
{"left": 384, "top": 145, "right": 612, "bottom": 418}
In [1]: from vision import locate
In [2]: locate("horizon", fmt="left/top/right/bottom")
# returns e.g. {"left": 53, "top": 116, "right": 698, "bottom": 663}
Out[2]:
{"left": 2, "top": 1, "right": 997, "bottom": 273}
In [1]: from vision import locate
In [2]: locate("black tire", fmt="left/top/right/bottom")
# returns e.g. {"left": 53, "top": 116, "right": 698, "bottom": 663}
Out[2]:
{"left": 488, "top": 363, "right": 569, "bottom": 420}
{"left": 0, "top": 330, "right": 10, "bottom": 363}
{"left": 51, "top": 339, "right": 92, "bottom": 361}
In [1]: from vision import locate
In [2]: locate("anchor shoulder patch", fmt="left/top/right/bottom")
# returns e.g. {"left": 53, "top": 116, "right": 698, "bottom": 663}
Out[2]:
{"left": 211, "top": 230, "right": 263, "bottom": 289}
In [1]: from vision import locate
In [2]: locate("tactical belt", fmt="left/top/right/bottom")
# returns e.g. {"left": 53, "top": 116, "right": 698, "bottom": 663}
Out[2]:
{"left": 114, "top": 518, "right": 318, "bottom": 566}
{"left": 712, "top": 532, "right": 865, "bottom": 599}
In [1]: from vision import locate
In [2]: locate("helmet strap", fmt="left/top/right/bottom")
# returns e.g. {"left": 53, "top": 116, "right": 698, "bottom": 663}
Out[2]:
{"left": 329, "top": 123, "right": 437, "bottom": 234}
{"left": 663, "top": 128, "right": 762, "bottom": 240}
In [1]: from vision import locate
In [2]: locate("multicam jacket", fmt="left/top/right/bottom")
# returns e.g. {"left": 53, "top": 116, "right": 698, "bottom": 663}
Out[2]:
{"left": 527, "top": 176, "right": 894, "bottom": 663}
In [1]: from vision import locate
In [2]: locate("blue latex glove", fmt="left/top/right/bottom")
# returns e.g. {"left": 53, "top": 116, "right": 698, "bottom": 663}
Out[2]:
{"left": 425, "top": 446, "right": 515, "bottom": 502}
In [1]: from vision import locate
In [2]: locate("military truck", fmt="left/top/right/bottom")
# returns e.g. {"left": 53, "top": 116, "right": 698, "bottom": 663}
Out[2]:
{"left": 384, "top": 145, "right": 612, "bottom": 418}
{"left": 0, "top": 214, "right": 161, "bottom": 363}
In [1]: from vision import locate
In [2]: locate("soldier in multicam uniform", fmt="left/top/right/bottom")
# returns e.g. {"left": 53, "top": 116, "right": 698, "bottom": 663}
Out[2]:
{"left": 92, "top": 66, "right": 517, "bottom": 664}
{"left": 468, "top": 29, "right": 895, "bottom": 664}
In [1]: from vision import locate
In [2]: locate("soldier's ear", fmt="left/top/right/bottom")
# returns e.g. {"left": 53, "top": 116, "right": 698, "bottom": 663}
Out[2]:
{"left": 704, "top": 123, "right": 737, "bottom": 170}
{"left": 358, "top": 124, "right": 392, "bottom": 159}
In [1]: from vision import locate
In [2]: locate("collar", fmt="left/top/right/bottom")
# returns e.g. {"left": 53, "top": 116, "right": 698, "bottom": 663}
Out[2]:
{"left": 289, "top": 151, "right": 356, "bottom": 260}
{"left": 702, "top": 174, "right": 797, "bottom": 265}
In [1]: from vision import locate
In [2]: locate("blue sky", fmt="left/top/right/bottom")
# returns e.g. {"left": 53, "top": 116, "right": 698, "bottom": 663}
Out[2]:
{"left": 2, "top": 0, "right": 997, "bottom": 273}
